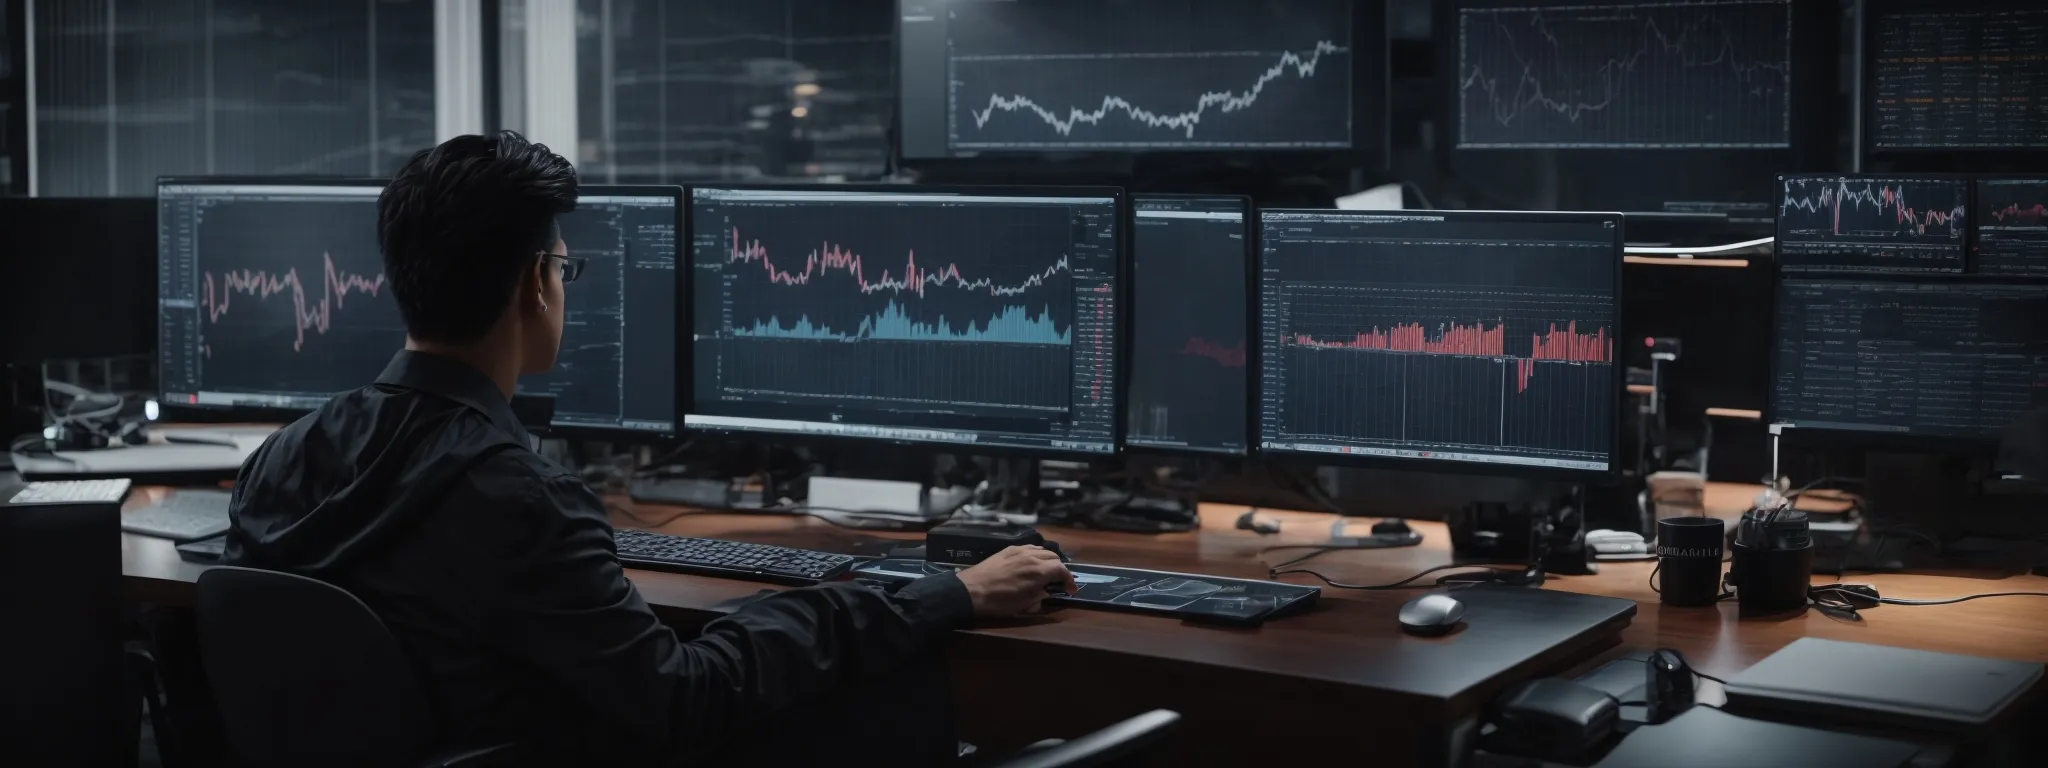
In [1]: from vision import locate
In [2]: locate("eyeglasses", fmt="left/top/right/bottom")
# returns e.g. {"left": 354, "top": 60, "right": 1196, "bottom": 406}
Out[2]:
{"left": 538, "top": 252, "right": 587, "bottom": 284}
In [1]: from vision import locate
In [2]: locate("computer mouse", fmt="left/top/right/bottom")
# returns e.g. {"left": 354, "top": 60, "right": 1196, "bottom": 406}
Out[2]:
{"left": 1398, "top": 593, "right": 1466, "bottom": 635}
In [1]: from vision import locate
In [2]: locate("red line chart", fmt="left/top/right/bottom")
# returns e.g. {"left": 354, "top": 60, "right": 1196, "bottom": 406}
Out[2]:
{"left": 202, "top": 252, "right": 387, "bottom": 353}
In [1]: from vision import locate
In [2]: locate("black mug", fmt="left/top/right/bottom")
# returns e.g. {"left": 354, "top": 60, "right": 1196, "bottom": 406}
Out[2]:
{"left": 1656, "top": 517, "right": 1725, "bottom": 606}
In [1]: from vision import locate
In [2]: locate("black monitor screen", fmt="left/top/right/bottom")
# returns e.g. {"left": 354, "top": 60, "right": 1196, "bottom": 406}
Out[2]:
{"left": 1127, "top": 196, "right": 1249, "bottom": 455}
{"left": 897, "top": 0, "right": 1368, "bottom": 158}
{"left": 1870, "top": 3, "right": 2048, "bottom": 152}
{"left": 1771, "top": 279, "right": 2048, "bottom": 440}
{"left": 1976, "top": 178, "right": 2048, "bottom": 276}
{"left": 1256, "top": 211, "right": 1622, "bottom": 474}
{"left": 1774, "top": 175, "right": 1968, "bottom": 274}
{"left": 158, "top": 182, "right": 401, "bottom": 412}
{"left": 515, "top": 189, "right": 680, "bottom": 434}
{"left": 687, "top": 186, "right": 1122, "bottom": 455}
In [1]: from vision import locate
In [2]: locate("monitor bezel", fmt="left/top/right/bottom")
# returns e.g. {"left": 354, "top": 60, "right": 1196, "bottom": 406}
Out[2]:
{"left": 153, "top": 176, "right": 392, "bottom": 426}
{"left": 892, "top": 0, "right": 1389, "bottom": 168}
{"left": 681, "top": 183, "right": 1130, "bottom": 459}
{"left": 1251, "top": 207, "right": 1627, "bottom": 481}
{"left": 1859, "top": 0, "right": 2048, "bottom": 169}
{"left": 1124, "top": 193, "right": 1257, "bottom": 458}
{"left": 533, "top": 184, "right": 687, "bottom": 441}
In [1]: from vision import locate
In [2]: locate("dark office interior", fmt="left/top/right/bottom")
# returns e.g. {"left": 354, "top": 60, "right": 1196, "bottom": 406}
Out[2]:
{"left": 3, "top": 0, "right": 2047, "bottom": 766}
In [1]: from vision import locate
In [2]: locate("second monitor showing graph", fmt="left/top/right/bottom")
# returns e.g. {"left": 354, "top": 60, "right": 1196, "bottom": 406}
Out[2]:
{"left": 1775, "top": 175, "right": 1968, "bottom": 274}
{"left": 897, "top": 0, "right": 1366, "bottom": 156}
{"left": 1455, "top": 0, "right": 1795, "bottom": 149}
{"left": 156, "top": 181, "right": 403, "bottom": 412}
{"left": 687, "top": 186, "right": 1121, "bottom": 455}
{"left": 1127, "top": 196, "right": 1250, "bottom": 455}
{"left": 1257, "top": 210, "right": 1622, "bottom": 474}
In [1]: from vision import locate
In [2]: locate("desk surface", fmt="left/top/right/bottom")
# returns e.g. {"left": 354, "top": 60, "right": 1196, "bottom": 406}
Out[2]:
{"left": 119, "top": 481, "right": 2048, "bottom": 763}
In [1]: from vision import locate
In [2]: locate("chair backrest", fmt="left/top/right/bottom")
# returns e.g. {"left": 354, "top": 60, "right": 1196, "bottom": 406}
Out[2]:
{"left": 195, "top": 565, "right": 435, "bottom": 768}
{"left": 993, "top": 709, "right": 1182, "bottom": 768}
{"left": 0, "top": 498, "right": 127, "bottom": 764}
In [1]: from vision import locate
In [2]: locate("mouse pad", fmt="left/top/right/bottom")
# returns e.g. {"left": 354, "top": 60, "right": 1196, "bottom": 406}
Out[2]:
{"left": 853, "top": 558, "right": 1319, "bottom": 624}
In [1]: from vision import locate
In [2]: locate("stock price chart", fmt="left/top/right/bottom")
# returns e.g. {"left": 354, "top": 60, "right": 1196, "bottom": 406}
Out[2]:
{"left": 1976, "top": 179, "right": 2048, "bottom": 276}
{"left": 158, "top": 186, "right": 403, "bottom": 408}
{"left": 943, "top": 0, "right": 1352, "bottom": 150}
{"left": 689, "top": 189, "right": 1120, "bottom": 453}
{"left": 1872, "top": 7, "right": 2048, "bottom": 150}
{"left": 1775, "top": 175, "right": 1968, "bottom": 274}
{"left": 1127, "top": 197, "right": 1248, "bottom": 454}
{"left": 1773, "top": 280, "right": 2048, "bottom": 440}
{"left": 514, "top": 195, "right": 679, "bottom": 432}
{"left": 1258, "top": 213, "right": 1619, "bottom": 472}
{"left": 1456, "top": 0, "right": 1793, "bottom": 149}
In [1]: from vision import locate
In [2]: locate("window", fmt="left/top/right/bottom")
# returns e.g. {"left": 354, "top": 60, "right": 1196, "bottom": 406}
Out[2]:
{"left": 31, "top": 0, "right": 434, "bottom": 196}
{"left": 573, "top": 0, "right": 892, "bottom": 182}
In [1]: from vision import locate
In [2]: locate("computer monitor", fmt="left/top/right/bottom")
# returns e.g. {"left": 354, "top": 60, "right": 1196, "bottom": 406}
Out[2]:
{"left": 1255, "top": 209, "right": 1624, "bottom": 476}
{"left": 6, "top": 198, "right": 156, "bottom": 365}
{"left": 1975, "top": 177, "right": 2048, "bottom": 276}
{"left": 1774, "top": 174, "right": 1969, "bottom": 274}
{"left": 157, "top": 179, "right": 401, "bottom": 415}
{"left": 1441, "top": 0, "right": 1836, "bottom": 227}
{"left": 896, "top": 0, "right": 1384, "bottom": 161}
{"left": 1864, "top": 1, "right": 2048, "bottom": 167}
{"left": 1769, "top": 278, "right": 2048, "bottom": 443}
{"left": 513, "top": 186, "right": 681, "bottom": 435}
{"left": 1126, "top": 195, "right": 1251, "bottom": 455}
{"left": 685, "top": 185, "right": 1123, "bottom": 455}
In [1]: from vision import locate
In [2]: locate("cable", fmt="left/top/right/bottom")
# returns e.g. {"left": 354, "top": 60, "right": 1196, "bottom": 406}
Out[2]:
{"left": 1692, "top": 669, "right": 1727, "bottom": 686}
{"left": 1881, "top": 592, "right": 2048, "bottom": 606}
{"left": 1270, "top": 562, "right": 1522, "bottom": 591}
{"left": 608, "top": 503, "right": 719, "bottom": 529}
{"left": 1623, "top": 236, "right": 1775, "bottom": 255}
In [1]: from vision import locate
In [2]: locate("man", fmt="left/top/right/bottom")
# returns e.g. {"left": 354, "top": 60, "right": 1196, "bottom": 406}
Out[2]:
{"left": 225, "top": 131, "right": 1074, "bottom": 764}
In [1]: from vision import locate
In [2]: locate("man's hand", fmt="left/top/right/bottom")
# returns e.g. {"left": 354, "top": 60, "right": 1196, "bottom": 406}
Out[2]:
{"left": 955, "top": 546, "right": 1077, "bottom": 617}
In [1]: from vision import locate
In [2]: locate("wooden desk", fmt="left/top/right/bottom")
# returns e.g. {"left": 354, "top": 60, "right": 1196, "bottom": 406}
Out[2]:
{"left": 120, "top": 483, "right": 2048, "bottom": 765}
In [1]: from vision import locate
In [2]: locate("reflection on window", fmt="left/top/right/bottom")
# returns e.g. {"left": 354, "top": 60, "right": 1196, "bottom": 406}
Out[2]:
{"left": 574, "top": 0, "right": 892, "bottom": 182}
{"left": 32, "top": 0, "right": 434, "bottom": 197}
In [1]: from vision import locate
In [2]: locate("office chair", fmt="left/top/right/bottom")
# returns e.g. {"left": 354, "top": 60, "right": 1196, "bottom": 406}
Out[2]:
{"left": 990, "top": 709, "right": 1181, "bottom": 768}
{"left": 194, "top": 566, "right": 517, "bottom": 768}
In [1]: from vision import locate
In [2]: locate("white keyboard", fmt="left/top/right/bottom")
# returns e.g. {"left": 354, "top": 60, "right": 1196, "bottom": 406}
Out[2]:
{"left": 8, "top": 478, "right": 134, "bottom": 505}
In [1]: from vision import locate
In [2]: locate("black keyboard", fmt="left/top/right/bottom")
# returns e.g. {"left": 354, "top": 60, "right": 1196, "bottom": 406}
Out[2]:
{"left": 612, "top": 529, "right": 858, "bottom": 585}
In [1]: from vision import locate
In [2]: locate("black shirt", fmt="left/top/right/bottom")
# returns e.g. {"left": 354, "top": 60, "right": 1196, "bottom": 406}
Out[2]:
{"left": 225, "top": 350, "right": 973, "bottom": 764}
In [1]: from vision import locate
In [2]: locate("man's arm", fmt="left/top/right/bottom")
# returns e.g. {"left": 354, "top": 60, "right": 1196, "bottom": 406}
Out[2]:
{"left": 480, "top": 472, "right": 972, "bottom": 762}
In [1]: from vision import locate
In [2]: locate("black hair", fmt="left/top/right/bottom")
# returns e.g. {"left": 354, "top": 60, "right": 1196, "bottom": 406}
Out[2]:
{"left": 378, "top": 131, "right": 578, "bottom": 344}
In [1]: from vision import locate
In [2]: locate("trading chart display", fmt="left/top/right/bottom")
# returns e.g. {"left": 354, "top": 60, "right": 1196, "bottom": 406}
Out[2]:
{"left": 1257, "top": 211, "right": 1622, "bottom": 473}
{"left": 1455, "top": 0, "right": 1794, "bottom": 149}
{"left": 1775, "top": 175, "right": 1969, "bottom": 274}
{"left": 688, "top": 187, "right": 1121, "bottom": 454}
{"left": 158, "top": 183, "right": 401, "bottom": 411}
{"left": 1975, "top": 179, "right": 2048, "bottom": 275}
{"left": 1870, "top": 5, "right": 2048, "bottom": 151}
{"left": 515, "top": 192, "right": 679, "bottom": 433}
{"left": 1772, "top": 280, "right": 2048, "bottom": 440}
{"left": 1127, "top": 196, "right": 1249, "bottom": 455}
{"left": 898, "top": 0, "right": 1359, "bottom": 156}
